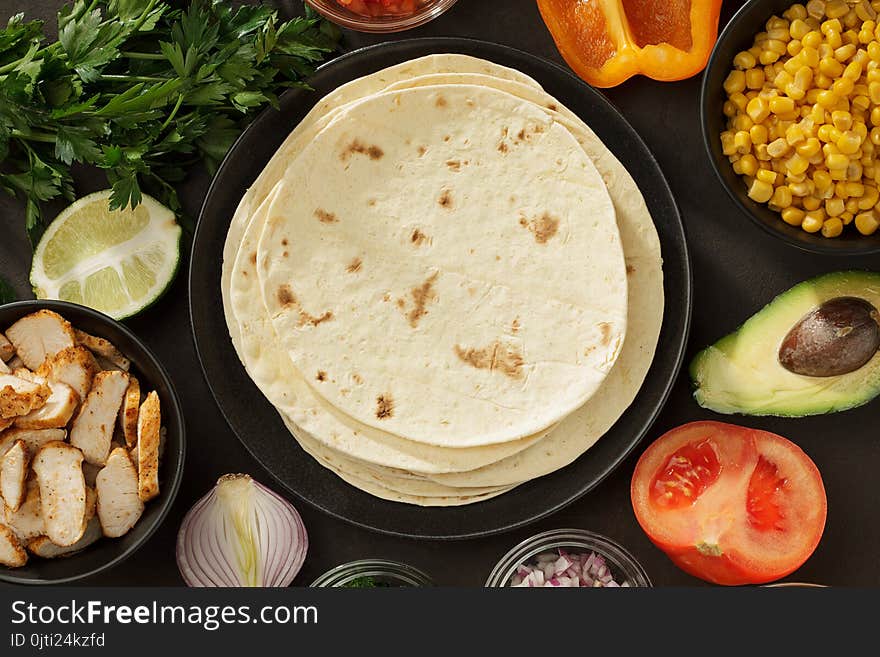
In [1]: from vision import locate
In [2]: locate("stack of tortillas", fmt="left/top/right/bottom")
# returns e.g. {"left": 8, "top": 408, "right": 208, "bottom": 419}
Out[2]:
{"left": 221, "top": 54, "right": 664, "bottom": 506}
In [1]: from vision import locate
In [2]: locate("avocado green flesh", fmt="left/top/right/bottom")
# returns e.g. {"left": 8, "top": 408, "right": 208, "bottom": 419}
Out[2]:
{"left": 690, "top": 271, "right": 880, "bottom": 417}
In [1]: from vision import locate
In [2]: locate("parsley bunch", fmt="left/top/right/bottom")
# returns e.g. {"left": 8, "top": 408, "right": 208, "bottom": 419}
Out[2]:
{"left": 0, "top": 0, "right": 340, "bottom": 244}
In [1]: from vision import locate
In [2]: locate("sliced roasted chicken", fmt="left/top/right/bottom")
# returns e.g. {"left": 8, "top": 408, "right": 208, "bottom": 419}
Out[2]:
{"left": 0, "top": 374, "right": 50, "bottom": 419}
{"left": 118, "top": 376, "right": 140, "bottom": 447}
{"left": 70, "top": 371, "right": 129, "bottom": 465}
{"left": 6, "top": 356, "right": 23, "bottom": 370}
{"left": 27, "top": 516, "right": 102, "bottom": 559}
{"left": 137, "top": 391, "right": 161, "bottom": 502}
{"left": 0, "top": 417, "right": 13, "bottom": 432}
{"left": 15, "top": 381, "right": 79, "bottom": 430}
{"left": 5, "top": 479, "right": 44, "bottom": 541}
{"left": 96, "top": 447, "right": 143, "bottom": 538}
{"left": 0, "top": 440, "right": 28, "bottom": 512}
{"left": 0, "top": 523, "right": 26, "bottom": 567}
{"left": 0, "top": 332, "right": 14, "bottom": 362}
{"left": 0, "top": 428, "right": 66, "bottom": 456}
{"left": 0, "top": 359, "right": 9, "bottom": 375}
{"left": 74, "top": 330, "right": 130, "bottom": 371}
{"left": 37, "top": 345, "right": 100, "bottom": 402}
{"left": 5, "top": 310, "right": 76, "bottom": 370}
{"left": 32, "top": 441, "right": 87, "bottom": 547}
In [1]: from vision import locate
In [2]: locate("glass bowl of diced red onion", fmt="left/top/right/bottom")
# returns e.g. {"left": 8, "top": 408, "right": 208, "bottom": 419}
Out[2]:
{"left": 485, "top": 529, "right": 651, "bottom": 588}
{"left": 304, "top": 0, "right": 458, "bottom": 33}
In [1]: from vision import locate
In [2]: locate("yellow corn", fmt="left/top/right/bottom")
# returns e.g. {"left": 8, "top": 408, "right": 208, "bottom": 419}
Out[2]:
{"left": 747, "top": 97, "right": 771, "bottom": 122}
{"left": 856, "top": 210, "right": 880, "bottom": 233}
{"left": 802, "top": 210, "right": 826, "bottom": 230}
{"left": 770, "top": 185, "right": 794, "bottom": 208}
{"left": 748, "top": 179, "right": 776, "bottom": 202}
{"left": 746, "top": 68, "right": 767, "bottom": 89}
{"left": 724, "top": 70, "right": 747, "bottom": 94}
{"left": 734, "top": 51, "right": 758, "bottom": 69}
{"left": 826, "top": 196, "right": 846, "bottom": 215}
{"left": 822, "top": 216, "right": 844, "bottom": 235}
{"left": 803, "top": 195, "right": 823, "bottom": 209}
{"left": 782, "top": 206, "right": 807, "bottom": 224}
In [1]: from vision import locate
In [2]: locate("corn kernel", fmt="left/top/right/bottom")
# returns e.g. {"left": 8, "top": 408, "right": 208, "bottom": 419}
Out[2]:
{"left": 803, "top": 195, "right": 823, "bottom": 210}
{"left": 724, "top": 70, "right": 747, "bottom": 94}
{"left": 817, "top": 90, "right": 840, "bottom": 109}
{"left": 846, "top": 196, "right": 862, "bottom": 212}
{"left": 832, "top": 76, "right": 855, "bottom": 95}
{"left": 790, "top": 180, "right": 815, "bottom": 196}
{"left": 748, "top": 179, "right": 775, "bottom": 203}
{"left": 842, "top": 210, "right": 855, "bottom": 223}
{"left": 835, "top": 43, "right": 857, "bottom": 60}
{"left": 760, "top": 49, "right": 781, "bottom": 65}
{"left": 826, "top": 152, "right": 850, "bottom": 169}
{"left": 734, "top": 51, "right": 757, "bottom": 69}
{"left": 856, "top": 210, "right": 880, "bottom": 233}
{"left": 757, "top": 168, "right": 779, "bottom": 184}
{"left": 826, "top": 0, "right": 849, "bottom": 18}
{"left": 770, "top": 185, "right": 794, "bottom": 209}
{"left": 822, "top": 216, "right": 844, "bottom": 236}
{"left": 782, "top": 206, "right": 807, "bottom": 224}
{"left": 831, "top": 110, "right": 853, "bottom": 131}
{"left": 826, "top": 197, "right": 846, "bottom": 215}
{"left": 837, "top": 130, "right": 863, "bottom": 153}
{"left": 746, "top": 68, "right": 766, "bottom": 89}
{"left": 747, "top": 97, "right": 771, "bottom": 122}
{"left": 846, "top": 181, "right": 866, "bottom": 196}
{"left": 803, "top": 29, "right": 823, "bottom": 47}
{"left": 733, "top": 114, "right": 755, "bottom": 131}
{"left": 770, "top": 96, "right": 796, "bottom": 114}
{"left": 802, "top": 210, "right": 826, "bottom": 231}
{"left": 734, "top": 130, "right": 753, "bottom": 154}
{"left": 859, "top": 185, "right": 880, "bottom": 207}
{"left": 748, "top": 124, "right": 768, "bottom": 145}
{"left": 819, "top": 56, "right": 845, "bottom": 77}
{"left": 813, "top": 169, "right": 834, "bottom": 190}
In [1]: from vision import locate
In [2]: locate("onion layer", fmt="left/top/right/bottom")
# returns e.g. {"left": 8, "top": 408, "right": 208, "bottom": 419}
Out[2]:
{"left": 176, "top": 474, "right": 308, "bottom": 587}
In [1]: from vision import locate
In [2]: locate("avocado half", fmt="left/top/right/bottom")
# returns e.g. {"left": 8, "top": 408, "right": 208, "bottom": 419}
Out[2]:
{"left": 690, "top": 270, "right": 880, "bottom": 417}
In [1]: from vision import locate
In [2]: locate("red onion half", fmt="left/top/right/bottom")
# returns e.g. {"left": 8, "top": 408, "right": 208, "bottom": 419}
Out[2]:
{"left": 176, "top": 474, "right": 308, "bottom": 587}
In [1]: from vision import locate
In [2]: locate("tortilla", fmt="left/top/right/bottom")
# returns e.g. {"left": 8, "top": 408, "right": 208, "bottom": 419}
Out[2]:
{"left": 222, "top": 55, "right": 663, "bottom": 501}
{"left": 257, "top": 84, "right": 627, "bottom": 447}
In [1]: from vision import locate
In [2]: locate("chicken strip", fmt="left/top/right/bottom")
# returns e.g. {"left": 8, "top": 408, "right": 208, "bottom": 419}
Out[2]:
{"left": 74, "top": 330, "right": 130, "bottom": 371}
{"left": 117, "top": 376, "right": 140, "bottom": 448}
{"left": 15, "top": 381, "right": 79, "bottom": 430}
{"left": 32, "top": 441, "right": 87, "bottom": 547}
{"left": 136, "top": 391, "right": 161, "bottom": 502}
{"left": 0, "top": 374, "right": 50, "bottom": 419}
{"left": 27, "top": 516, "right": 102, "bottom": 559}
{"left": 0, "top": 523, "right": 26, "bottom": 567}
{"left": 0, "top": 417, "right": 13, "bottom": 432}
{"left": 5, "top": 310, "right": 76, "bottom": 370}
{"left": 0, "top": 428, "right": 66, "bottom": 456}
{"left": 5, "top": 479, "right": 45, "bottom": 541}
{"left": 96, "top": 447, "right": 143, "bottom": 538}
{"left": 37, "top": 345, "right": 99, "bottom": 403}
{"left": 0, "top": 359, "right": 9, "bottom": 375}
{"left": 70, "top": 371, "right": 129, "bottom": 465}
{"left": 0, "top": 440, "right": 28, "bottom": 512}
{"left": 0, "top": 332, "right": 14, "bottom": 362}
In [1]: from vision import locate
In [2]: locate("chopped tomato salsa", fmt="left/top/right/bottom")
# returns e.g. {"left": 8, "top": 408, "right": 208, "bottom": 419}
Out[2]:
{"left": 335, "top": 0, "right": 421, "bottom": 17}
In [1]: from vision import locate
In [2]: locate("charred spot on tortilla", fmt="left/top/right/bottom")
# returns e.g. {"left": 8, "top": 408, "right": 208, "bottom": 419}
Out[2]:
{"left": 277, "top": 285, "right": 296, "bottom": 307}
{"left": 438, "top": 189, "right": 453, "bottom": 209}
{"left": 443, "top": 135, "right": 451, "bottom": 142}
{"left": 511, "top": 318, "right": 521, "bottom": 334}
{"left": 368, "top": 199, "right": 376, "bottom": 207}
{"left": 352, "top": 373, "right": 363, "bottom": 385}
{"left": 435, "top": 95, "right": 448, "bottom": 108}
{"left": 411, "top": 229, "right": 430, "bottom": 246}
{"left": 298, "top": 310, "right": 334, "bottom": 328}
{"left": 454, "top": 341, "right": 524, "bottom": 380}
{"left": 396, "top": 297, "right": 406, "bottom": 309}
{"left": 626, "top": 264, "right": 636, "bottom": 275}
{"left": 547, "top": 103, "right": 558, "bottom": 111}
{"left": 249, "top": 252, "right": 257, "bottom": 266}
{"left": 376, "top": 394, "right": 394, "bottom": 419}
{"left": 283, "top": 251, "right": 289, "bottom": 258}
{"left": 281, "top": 238, "right": 288, "bottom": 246}
{"left": 340, "top": 139, "right": 384, "bottom": 162}
{"left": 347, "top": 257, "right": 363, "bottom": 273}
{"left": 446, "top": 160, "right": 461, "bottom": 171}
{"left": 418, "top": 145, "right": 427, "bottom": 156}
{"left": 497, "top": 141, "right": 509, "bottom": 154}
{"left": 599, "top": 322, "right": 612, "bottom": 346}
{"left": 405, "top": 272, "right": 439, "bottom": 328}
{"left": 382, "top": 292, "right": 391, "bottom": 302}
{"left": 316, "top": 370, "right": 327, "bottom": 382}
{"left": 519, "top": 212, "right": 560, "bottom": 244}
{"left": 315, "top": 208, "right": 338, "bottom": 223}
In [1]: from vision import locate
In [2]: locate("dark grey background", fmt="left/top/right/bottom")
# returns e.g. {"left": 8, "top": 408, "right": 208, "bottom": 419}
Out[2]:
{"left": 0, "top": 0, "right": 877, "bottom": 587}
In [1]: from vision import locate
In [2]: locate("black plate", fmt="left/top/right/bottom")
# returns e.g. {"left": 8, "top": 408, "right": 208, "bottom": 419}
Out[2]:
{"left": 190, "top": 38, "right": 691, "bottom": 540}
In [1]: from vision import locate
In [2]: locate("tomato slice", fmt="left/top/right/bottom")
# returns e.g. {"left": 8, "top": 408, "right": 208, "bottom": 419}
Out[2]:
{"left": 631, "top": 421, "right": 826, "bottom": 586}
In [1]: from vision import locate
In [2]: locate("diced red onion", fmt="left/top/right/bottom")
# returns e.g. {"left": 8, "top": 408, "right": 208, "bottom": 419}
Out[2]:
{"left": 510, "top": 548, "right": 626, "bottom": 588}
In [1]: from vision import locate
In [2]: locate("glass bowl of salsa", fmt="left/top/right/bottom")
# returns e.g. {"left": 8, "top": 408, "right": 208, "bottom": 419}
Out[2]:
{"left": 305, "top": 0, "right": 458, "bottom": 33}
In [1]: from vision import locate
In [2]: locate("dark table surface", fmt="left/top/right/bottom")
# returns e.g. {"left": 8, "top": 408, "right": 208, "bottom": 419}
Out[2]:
{"left": 1, "top": 0, "right": 878, "bottom": 588}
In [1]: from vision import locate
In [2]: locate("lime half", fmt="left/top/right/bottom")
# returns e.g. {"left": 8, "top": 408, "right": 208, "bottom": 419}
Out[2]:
{"left": 30, "top": 191, "right": 182, "bottom": 320}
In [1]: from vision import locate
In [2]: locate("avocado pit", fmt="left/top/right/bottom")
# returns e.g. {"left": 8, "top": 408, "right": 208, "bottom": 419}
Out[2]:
{"left": 778, "top": 297, "right": 880, "bottom": 377}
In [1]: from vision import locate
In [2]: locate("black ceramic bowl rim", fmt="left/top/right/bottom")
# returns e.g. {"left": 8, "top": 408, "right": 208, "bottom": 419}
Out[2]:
{"left": 0, "top": 300, "right": 186, "bottom": 585}
{"left": 700, "top": 0, "right": 880, "bottom": 256}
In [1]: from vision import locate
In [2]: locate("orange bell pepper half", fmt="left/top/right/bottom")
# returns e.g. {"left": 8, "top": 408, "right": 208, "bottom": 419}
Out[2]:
{"left": 536, "top": 0, "right": 723, "bottom": 88}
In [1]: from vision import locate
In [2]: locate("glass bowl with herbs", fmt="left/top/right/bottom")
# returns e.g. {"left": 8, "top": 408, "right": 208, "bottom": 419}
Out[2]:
{"left": 304, "top": 0, "right": 458, "bottom": 33}
{"left": 485, "top": 529, "right": 651, "bottom": 588}
{"left": 311, "top": 559, "right": 433, "bottom": 587}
